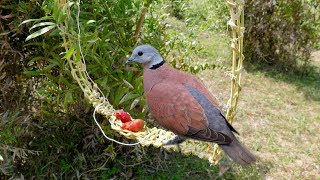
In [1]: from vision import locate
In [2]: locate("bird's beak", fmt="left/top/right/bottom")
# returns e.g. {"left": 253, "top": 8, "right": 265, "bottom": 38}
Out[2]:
{"left": 126, "top": 57, "right": 134, "bottom": 65}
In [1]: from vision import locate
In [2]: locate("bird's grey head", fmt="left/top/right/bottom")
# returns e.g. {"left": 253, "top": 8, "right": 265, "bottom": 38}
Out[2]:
{"left": 126, "top": 44, "right": 164, "bottom": 69}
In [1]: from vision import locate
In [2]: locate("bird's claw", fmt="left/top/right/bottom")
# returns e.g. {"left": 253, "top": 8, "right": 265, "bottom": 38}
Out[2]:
{"left": 163, "top": 135, "right": 186, "bottom": 153}
{"left": 163, "top": 135, "right": 186, "bottom": 146}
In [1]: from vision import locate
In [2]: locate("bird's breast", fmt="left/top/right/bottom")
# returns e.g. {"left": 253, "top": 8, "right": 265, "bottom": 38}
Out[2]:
{"left": 142, "top": 65, "right": 170, "bottom": 94}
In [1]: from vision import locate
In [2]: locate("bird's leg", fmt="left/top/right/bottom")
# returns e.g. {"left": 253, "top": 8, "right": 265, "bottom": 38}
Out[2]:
{"left": 164, "top": 135, "right": 186, "bottom": 145}
{"left": 163, "top": 135, "right": 187, "bottom": 152}
{"left": 163, "top": 135, "right": 186, "bottom": 153}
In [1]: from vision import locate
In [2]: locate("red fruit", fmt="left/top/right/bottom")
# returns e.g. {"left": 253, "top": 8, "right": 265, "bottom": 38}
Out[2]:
{"left": 121, "top": 119, "right": 144, "bottom": 132}
{"left": 114, "top": 109, "right": 132, "bottom": 123}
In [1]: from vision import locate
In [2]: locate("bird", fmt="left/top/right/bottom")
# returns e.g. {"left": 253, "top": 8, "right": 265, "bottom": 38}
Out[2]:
{"left": 126, "top": 44, "right": 256, "bottom": 166}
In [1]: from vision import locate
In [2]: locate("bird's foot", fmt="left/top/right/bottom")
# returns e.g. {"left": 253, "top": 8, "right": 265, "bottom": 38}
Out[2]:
{"left": 164, "top": 135, "right": 186, "bottom": 146}
{"left": 163, "top": 135, "right": 186, "bottom": 153}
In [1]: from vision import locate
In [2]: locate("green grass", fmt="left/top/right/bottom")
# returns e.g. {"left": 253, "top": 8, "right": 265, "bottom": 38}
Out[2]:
{"left": 198, "top": 59, "right": 320, "bottom": 179}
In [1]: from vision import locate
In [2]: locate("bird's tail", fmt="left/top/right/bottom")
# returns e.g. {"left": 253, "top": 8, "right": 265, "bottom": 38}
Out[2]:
{"left": 219, "top": 138, "right": 256, "bottom": 166}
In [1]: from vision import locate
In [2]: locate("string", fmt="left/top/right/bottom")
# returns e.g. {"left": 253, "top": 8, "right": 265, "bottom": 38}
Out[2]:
{"left": 93, "top": 103, "right": 142, "bottom": 146}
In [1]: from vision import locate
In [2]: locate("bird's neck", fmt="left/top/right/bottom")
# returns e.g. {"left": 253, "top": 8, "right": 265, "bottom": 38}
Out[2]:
{"left": 144, "top": 55, "right": 164, "bottom": 69}
{"left": 150, "top": 60, "right": 165, "bottom": 70}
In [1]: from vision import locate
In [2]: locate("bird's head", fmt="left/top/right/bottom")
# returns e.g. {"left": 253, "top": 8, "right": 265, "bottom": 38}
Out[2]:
{"left": 126, "top": 44, "right": 164, "bottom": 69}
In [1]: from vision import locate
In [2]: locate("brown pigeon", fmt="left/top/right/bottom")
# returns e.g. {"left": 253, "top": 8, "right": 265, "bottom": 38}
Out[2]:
{"left": 126, "top": 44, "right": 256, "bottom": 166}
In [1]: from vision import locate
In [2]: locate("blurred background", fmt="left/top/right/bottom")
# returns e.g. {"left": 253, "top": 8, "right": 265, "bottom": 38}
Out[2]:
{"left": 1, "top": 0, "right": 319, "bottom": 179}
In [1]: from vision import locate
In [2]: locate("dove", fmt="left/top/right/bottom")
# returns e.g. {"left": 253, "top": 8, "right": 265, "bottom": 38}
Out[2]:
{"left": 126, "top": 44, "right": 256, "bottom": 166}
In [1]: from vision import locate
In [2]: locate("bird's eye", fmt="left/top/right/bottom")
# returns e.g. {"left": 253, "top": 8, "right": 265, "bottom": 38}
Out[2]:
{"left": 138, "top": 51, "right": 143, "bottom": 56}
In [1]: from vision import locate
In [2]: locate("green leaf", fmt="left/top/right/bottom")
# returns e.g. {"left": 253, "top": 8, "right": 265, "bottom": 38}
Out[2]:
{"left": 19, "top": 19, "right": 39, "bottom": 26}
{"left": 75, "top": 47, "right": 81, "bottom": 63}
{"left": 123, "top": 79, "right": 134, "bottom": 89}
{"left": 23, "top": 70, "right": 41, "bottom": 76}
{"left": 120, "top": 93, "right": 139, "bottom": 105}
{"left": 25, "top": 25, "right": 56, "bottom": 41}
{"left": 27, "top": 56, "right": 44, "bottom": 65}
{"left": 29, "top": 22, "right": 56, "bottom": 31}
{"left": 64, "top": 91, "right": 73, "bottom": 108}
{"left": 87, "top": 38, "right": 100, "bottom": 43}
{"left": 86, "top": 20, "right": 96, "bottom": 24}
{"left": 119, "top": 93, "right": 130, "bottom": 104}
{"left": 19, "top": 16, "right": 53, "bottom": 26}
{"left": 63, "top": 46, "right": 75, "bottom": 59}
{"left": 130, "top": 97, "right": 140, "bottom": 110}
{"left": 52, "top": 0, "right": 59, "bottom": 21}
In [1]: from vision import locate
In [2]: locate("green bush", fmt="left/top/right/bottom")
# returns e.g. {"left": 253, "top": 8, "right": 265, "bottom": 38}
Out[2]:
{"left": 0, "top": 0, "right": 46, "bottom": 112}
{"left": 166, "top": 0, "right": 190, "bottom": 20}
{"left": 244, "top": 0, "right": 320, "bottom": 71}
{"left": 186, "top": 0, "right": 228, "bottom": 31}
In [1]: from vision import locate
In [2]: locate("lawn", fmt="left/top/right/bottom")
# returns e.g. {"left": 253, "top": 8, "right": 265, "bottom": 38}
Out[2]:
{"left": 196, "top": 26, "right": 320, "bottom": 180}
{"left": 200, "top": 55, "right": 320, "bottom": 179}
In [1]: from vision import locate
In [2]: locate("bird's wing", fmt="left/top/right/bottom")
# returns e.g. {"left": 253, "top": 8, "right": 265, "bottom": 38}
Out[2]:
{"left": 183, "top": 76, "right": 239, "bottom": 134}
{"left": 146, "top": 82, "right": 232, "bottom": 144}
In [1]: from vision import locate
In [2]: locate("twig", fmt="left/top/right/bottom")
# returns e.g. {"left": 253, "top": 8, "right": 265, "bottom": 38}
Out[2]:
{"left": 133, "top": 2, "right": 151, "bottom": 42}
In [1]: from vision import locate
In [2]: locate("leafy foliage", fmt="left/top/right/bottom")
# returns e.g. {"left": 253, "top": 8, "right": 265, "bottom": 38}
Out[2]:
{"left": 166, "top": 0, "right": 190, "bottom": 20}
{"left": 244, "top": 0, "right": 320, "bottom": 71}
{"left": 186, "top": 0, "right": 229, "bottom": 31}
{"left": 0, "top": 0, "right": 46, "bottom": 112}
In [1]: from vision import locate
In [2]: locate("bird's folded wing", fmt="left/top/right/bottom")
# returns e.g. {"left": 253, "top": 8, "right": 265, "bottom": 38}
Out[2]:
{"left": 146, "top": 82, "right": 232, "bottom": 144}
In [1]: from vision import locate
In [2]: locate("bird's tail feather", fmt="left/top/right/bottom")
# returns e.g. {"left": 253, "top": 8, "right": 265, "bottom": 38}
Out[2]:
{"left": 220, "top": 139, "right": 256, "bottom": 166}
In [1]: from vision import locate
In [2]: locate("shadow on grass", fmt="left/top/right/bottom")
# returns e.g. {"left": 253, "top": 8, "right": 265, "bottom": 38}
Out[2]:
{"left": 244, "top": 62, "right": 320, "bottom": 102}
{"left": 129, "top": 147, "right": 266, "bottom": 180}
{"left": 1, "top": 110, "right": 267, "bottom": 179}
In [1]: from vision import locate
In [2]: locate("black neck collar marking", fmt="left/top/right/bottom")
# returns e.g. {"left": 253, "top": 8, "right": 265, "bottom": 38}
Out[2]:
{"left": 149, "top": 60, "right": 165, "bottom": 70}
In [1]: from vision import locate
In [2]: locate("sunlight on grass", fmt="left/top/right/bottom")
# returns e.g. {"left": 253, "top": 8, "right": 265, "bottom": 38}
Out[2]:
{"left": 199, "top": 64, "right": 320, "bottom": 178}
